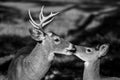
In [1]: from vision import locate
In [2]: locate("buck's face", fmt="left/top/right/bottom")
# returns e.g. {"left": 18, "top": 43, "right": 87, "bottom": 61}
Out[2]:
{"left": 74, "top": 44, "right": 109, "bottom": 62}
{"left": 29, "top": 6, "right": 75, "bottom": 56}
{"left": 44, "top": 32, "right": 75, "bottom": 55}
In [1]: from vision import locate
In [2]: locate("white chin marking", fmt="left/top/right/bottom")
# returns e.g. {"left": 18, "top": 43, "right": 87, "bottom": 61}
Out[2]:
{"left": 56, "top": 52, "right": 72, "bottom": 55}
{"left": 65, "top": 52, "right": 72, "bottom": 55}
{"left": 85, "top": 62, "right": 90, "bottom": 67}
{"left": 48, "top": 53, "right": 54, "bottom": 61}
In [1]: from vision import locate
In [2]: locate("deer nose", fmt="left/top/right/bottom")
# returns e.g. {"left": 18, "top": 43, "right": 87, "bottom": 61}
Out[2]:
{"left": 66, "top": 44, "right": 76, "bottom": 53}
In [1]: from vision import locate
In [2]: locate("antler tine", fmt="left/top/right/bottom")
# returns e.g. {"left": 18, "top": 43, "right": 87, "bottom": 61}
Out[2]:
{"left": 42, "top": 12, "right": 59, "bottom": 27}
{"left": 29, "top": 20, "right": 39, "bottom": 29}
{"left": 39, "top": 6, "right": 59, "bottom": 27}
{"left": 28, "top": 9, "right": 39, "bottom": 29}
{"left": 29, "top": 6, "right": 59, "bottom": 29}
{"left": 39, "top": 6, "right": 44, "bottom": 21}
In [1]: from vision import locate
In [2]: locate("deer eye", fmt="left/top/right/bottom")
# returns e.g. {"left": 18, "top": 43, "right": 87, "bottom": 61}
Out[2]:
{"left": 86, "top": 48, "right": 93, "bottom": 53}
{"left": 53, "top": 36, "right": 61, "bottom": 44}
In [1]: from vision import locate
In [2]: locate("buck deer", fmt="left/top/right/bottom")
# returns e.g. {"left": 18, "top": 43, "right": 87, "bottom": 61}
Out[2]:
{"left": 7, "top": 6, "right": 75, "bottom": 80}
{"left": 74, "top": 44, "right": 120, "bottom": 80}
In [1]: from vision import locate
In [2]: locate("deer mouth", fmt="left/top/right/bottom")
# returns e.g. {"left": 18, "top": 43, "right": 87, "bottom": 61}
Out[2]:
{"left": 67, "top": 48, "right": 76, "bottom": 53}
{"left": 65, "top": 47, "right": 76, "bottom": 55}
{"left": 54, "top": 48, "right": 76, "bottom": 55}
{"left": 66, "top": 44, "right": 76, "bottom": 54}
{"left": 54, "top": 44, "right": 76, "bottom": 55}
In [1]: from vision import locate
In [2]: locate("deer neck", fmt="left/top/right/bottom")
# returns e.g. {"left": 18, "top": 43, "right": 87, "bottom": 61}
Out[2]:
{"left": 83, "top": 59, "right": 101, "bottom": 80}
{"left": 23, "top": 43, "right": 53, "bottom": 80}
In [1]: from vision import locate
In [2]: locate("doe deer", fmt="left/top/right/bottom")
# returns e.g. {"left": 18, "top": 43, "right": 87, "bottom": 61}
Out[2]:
{"left": 7, "top": 6, "right": 75, "bottom": 80}
{"left": 74, "top": 44, "right": 120, "bottom": 80}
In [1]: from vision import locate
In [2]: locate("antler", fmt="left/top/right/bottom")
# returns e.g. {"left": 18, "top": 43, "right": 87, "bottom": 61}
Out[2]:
{"left": 28, "top": 6, "right": 59, "bottom": 29}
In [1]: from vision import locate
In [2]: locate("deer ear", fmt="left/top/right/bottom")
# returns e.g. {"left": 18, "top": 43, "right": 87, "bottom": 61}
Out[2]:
{"left": 29, "top": 28, "right": 45, "bottom": 41}
{"left": 98, "top": 44, "right": 109, "bottom": 57}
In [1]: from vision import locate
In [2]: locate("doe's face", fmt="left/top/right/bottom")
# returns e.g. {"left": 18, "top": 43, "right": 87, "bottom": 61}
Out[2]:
{"left": 74, "top": 44, "right": 109, "bottom": 62}
{"left": 74, "top": 46, "right": 99, "bottom": 62}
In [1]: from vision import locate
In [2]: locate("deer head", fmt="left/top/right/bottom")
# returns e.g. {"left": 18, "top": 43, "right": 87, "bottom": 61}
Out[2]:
{"left": 28, "top": 6, "right": 60, "bottom": 41}
{"left": 28, "top": 6, "right": 75, "bottom": 59}
{"left": 74, "top": 44, "right": 109, "bottom": 62}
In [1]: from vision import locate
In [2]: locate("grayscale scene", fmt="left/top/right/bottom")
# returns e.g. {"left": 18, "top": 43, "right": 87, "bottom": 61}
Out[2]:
{"left": 0, "top": 0, "right": 120, "bottom": 80}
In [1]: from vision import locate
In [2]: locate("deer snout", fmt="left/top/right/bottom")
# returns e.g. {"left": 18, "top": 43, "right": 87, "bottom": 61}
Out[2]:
{"left": 65, "top": 44, "right": 76, "bottom": 55}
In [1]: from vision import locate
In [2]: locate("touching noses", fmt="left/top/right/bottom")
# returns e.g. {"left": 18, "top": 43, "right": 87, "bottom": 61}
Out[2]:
{"left": 66, "top": 44, "right": 76, "bottom": 54}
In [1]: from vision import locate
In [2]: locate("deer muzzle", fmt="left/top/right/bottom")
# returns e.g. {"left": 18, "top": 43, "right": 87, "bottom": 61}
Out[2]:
{"left": 65, "top": 43, "right": 76, "bottom": 55}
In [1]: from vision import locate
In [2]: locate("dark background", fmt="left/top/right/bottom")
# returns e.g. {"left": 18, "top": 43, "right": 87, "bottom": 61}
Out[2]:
{"left": 0, "top": 0, "right": 120, "bottom": 80}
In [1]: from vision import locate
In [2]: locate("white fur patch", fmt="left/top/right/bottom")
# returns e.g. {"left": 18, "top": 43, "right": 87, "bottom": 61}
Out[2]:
{"left": 66, "top": 43, "right": 73, "bottom": 50}
{"left": 85, "top": 62, "right": 90, "bottom": 67}
{"left": 48, "top": 53, "right": 54, "bottom": 61}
